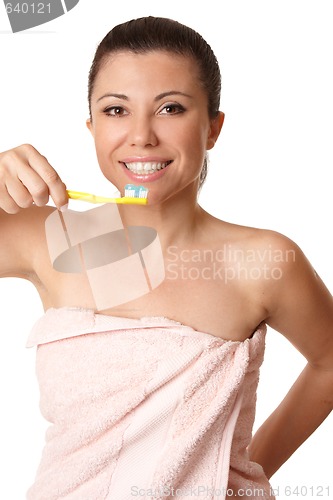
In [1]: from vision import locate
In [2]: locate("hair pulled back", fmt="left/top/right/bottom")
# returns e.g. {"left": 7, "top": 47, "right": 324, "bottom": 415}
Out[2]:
{"left": 88, "top": 17, "right": 222, "bottom": 188}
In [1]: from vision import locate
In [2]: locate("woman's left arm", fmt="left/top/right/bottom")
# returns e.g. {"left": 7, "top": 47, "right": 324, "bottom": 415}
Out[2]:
{"left": 249, "top": 233, "right": 333, "bottom": 479}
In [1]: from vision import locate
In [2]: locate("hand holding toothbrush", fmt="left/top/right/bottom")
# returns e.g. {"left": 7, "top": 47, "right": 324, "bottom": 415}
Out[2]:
{"left": 0, "top": 144, "right": 68, "bottom": 214}
{"left": 0, "top": 144, "right": 148, "bottom": 215}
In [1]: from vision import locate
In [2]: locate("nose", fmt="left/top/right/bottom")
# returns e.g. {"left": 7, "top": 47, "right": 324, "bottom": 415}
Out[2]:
{"left": 128, "top": 114, "right": 158, "bottom": 147}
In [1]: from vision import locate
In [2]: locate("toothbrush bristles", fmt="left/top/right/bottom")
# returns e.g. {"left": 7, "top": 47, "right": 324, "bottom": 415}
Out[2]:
{"left": 124, "top": 184, "right": 148, "bottom": 199}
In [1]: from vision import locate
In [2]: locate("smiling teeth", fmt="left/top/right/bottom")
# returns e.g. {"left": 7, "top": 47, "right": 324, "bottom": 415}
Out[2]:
{"left": 124, "top": 161, "right": 170, "bottom": 174}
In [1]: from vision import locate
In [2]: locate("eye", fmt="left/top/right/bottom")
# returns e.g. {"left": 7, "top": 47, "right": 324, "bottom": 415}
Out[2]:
{"left": 159, "top": 103, "right": 185, "bottom": 115}
{"left": 103, "top": 106, "right": 128, "bottom": 117}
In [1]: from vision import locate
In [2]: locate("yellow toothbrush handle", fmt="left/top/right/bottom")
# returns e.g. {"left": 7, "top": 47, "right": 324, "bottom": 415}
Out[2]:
{"left": 113, "top": 197, "right": 147, "bottom": 205}
{"left": 67, "top": 190, "right": 97, "bottom": 202}
{"left": 66, "top": 190, "right": 147, "bottom": 205}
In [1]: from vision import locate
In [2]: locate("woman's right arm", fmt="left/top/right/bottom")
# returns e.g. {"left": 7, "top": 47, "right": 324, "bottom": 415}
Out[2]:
{"left": 0, "top": 144, "right": 68, "bottom": 279}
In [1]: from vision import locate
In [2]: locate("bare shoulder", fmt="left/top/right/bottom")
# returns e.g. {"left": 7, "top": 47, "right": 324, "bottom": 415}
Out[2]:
{"left": 206, "top": 214, "right": 310, "bottom": 311}
{"left": 234, "top": 225, "right": 300, "bottom": 266}
{"left": 216, "top": 219, "right": 308, "bottom": 293}
{"left": 207, "top": 213, "right": 300, "bottom": 266}
{"left": 212, "top": 219, "right": 333, "bottom": 365}
{"left": 0, "top": 205, "right": 56, "bottom": 279}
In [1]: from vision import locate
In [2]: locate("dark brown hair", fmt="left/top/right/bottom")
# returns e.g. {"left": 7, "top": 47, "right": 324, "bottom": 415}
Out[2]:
{"left": 88, "top": 17, "right": 222, "bottom": 188}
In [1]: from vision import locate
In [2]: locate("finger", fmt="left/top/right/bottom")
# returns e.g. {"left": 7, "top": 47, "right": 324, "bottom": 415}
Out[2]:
{"left": 6, "top": 177, "right": 34, "bottom": 209}
{"left": 0, "top": 184, "right": 23, "bottom": 214}
{"left": 0, "top": 145, "right": 50, "bottom": 207}
{"left": 16, "top": 164, "right": 50, "bottom": 207}
{"left": 23, "top": 146, "right": 68, "bottom": 208}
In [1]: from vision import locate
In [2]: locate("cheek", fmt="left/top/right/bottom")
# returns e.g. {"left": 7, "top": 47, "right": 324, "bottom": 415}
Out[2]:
{"left": 93, "top": 123, "right": 123, "bottom": 160}
{"left": 178, "top": 123, "right": 209, "bottom": 161}
{"left": 90, "top": 132, "right": 115, "bottom": 180}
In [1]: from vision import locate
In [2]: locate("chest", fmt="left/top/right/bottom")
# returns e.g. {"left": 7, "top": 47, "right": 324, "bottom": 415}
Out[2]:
{"left": 36, "top": 255, "right": 265, "bottom": 342}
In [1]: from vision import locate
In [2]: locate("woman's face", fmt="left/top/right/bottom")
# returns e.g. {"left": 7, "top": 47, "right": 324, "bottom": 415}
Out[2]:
{"left": 87, "top": 50, "right": 223, "bottom": 204}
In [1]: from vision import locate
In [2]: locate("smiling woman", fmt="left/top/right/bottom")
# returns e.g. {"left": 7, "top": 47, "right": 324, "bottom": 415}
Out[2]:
{"left": 86, "top": 50, "right": 223, "bottom": 201}
{"left": 87, "top": 16, "right": 222, "bottom": 192}
{"left": 0, "top": 15, "right": 333, "bottom": 500}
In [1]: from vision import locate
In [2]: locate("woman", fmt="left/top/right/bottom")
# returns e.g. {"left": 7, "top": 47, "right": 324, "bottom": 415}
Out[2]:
{"left": 0, "top": 16, "right": 332, "bottom": 500}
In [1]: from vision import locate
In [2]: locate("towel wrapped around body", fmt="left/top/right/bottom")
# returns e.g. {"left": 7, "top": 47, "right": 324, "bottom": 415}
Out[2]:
{"left": 26, "top": 307, "right": 274, "bottom": 500}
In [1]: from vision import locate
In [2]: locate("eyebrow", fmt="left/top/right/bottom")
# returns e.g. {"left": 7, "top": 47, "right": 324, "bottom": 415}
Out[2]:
{"left": 154, "top": 91, "right": 193, "bottom": 101}
{"left": 96, "top": 91, "right": 192, "bottom": 103}
{"left": 96, "top": 93, "right": 128, "bottom": 103}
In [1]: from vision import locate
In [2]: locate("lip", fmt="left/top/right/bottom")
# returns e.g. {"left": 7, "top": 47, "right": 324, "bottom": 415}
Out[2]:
{"left": 120, "top": 158, "right": 173, "bottom": 183}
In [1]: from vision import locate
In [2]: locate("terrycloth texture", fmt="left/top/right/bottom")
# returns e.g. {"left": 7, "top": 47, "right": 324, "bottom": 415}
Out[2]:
{"left": 26, "top": 308, "right": 274, "bottom": 500}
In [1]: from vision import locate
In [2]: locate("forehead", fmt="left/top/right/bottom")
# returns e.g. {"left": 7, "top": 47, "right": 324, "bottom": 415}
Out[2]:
{"left": 92, "top": 50, "right": 202, "bottom": 95}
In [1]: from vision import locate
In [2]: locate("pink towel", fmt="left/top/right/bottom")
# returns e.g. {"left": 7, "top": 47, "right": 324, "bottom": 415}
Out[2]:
{"left": 26, "top": 308, "right": 274, "bottom": 499}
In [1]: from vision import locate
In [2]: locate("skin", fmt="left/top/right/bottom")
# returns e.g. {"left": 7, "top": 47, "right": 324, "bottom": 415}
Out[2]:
{"left": 0, "top": 50, "right": 332, "bottom": 488}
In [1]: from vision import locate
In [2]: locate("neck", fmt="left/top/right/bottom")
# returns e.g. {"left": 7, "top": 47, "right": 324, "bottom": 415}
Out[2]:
{"left": 118, "top": 184, "right": 206, "bottom": 248}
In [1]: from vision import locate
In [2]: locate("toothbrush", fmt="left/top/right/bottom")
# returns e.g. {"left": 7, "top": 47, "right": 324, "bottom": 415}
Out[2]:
{"left": 66, "top": 184, "right": 148, "bottom": 205}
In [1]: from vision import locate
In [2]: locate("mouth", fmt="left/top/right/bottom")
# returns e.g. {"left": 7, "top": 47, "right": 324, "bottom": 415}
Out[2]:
{"left": 122, "top": 160, "right": 173, "bottom": 175}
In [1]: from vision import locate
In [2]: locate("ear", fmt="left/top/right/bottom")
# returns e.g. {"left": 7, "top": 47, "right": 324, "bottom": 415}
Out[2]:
{"left": 86, "top": 118, "right": 93, "bottom": 135}
{"left": 206, "top": 111, "right": 225, "bottom": 150}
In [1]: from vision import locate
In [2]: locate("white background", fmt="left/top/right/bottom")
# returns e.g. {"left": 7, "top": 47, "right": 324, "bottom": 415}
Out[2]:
{"left": 0, "top": 1, "right": 332, "bottom": 498}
